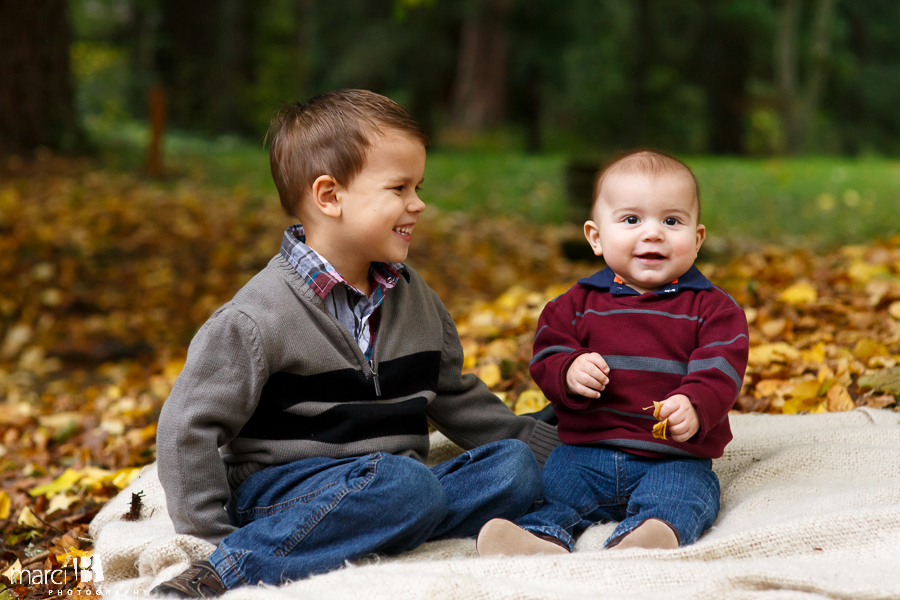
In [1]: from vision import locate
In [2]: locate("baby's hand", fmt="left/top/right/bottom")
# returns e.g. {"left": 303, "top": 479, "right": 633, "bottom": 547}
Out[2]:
{"left": 565, "top": 353, "right": 610, "bottom": 398}
{"left": 658, "top": 394, "right": 699, "bottom": 442}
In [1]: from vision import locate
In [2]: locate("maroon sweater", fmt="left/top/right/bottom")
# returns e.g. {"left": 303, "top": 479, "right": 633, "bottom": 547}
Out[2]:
{"left": 530, "top": 265, "right": 749, "bottom": 459}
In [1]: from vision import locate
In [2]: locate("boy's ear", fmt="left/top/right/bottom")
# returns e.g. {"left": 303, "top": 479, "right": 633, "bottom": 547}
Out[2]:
{"left": 310, "top": 175, "right": 341, "bottom": 218}
{"left": 584, "top": 220, "right": 603, "bottom": 256}
{"left": 695, "top": 223, "right": 707, "bottom": 254}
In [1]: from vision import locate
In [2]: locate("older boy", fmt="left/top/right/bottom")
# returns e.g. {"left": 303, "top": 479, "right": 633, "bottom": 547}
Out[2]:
{"left": 477, "top": 150, "right": 748, "bottom": 555}
{"left": 152, "top": 90, "right": 558, "bottom": 597}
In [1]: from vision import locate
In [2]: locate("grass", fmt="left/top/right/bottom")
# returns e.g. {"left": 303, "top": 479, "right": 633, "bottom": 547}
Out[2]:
{"left": 88, "top": 121, "right": 900, "bottom": 250}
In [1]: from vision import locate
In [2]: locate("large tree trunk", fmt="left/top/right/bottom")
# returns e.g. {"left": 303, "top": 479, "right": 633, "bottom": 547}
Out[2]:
{"left": 0, "top": 0, "right": 83, "bottom": 156}
{"left": 701, "top": 2, "right": 750, "bottom": 155}
{"left": 776, "top": 0, "right": 838, "bottom": 154}
{"left": 449, "top": 1, "right": 511, "bottom": 131}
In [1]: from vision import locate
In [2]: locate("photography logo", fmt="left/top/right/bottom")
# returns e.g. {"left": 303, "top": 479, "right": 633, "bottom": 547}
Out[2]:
{"left": 10, "top": 553, "right": 103, "bottom": 588}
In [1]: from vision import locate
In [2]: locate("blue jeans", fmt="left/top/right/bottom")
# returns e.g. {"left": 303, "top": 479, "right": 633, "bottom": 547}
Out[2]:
{"left": 208, "top": 439, "right": 542, "bottom": 587}
{"left": 516, "top": 444, "right": 719, "bottom": 551}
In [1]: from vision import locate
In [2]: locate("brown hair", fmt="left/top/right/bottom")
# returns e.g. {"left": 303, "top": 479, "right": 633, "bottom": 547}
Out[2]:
{"left": 266, "top": 89, "right": 430, "bottom": 217}
{"left": 593, "top": 149, "right": 700, "bottom": 217}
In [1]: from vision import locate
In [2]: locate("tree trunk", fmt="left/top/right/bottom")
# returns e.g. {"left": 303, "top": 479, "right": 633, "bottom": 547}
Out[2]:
{"left": 0, "top": 0, "right": 83, "bottom": 156}
{"left": 449, "top": 1, "right": 511, "bottom": 130}
{"left": 776, "top": 0, "right": 838, "bottom": 154}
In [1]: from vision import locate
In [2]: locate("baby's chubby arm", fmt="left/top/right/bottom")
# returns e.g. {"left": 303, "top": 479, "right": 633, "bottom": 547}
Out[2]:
{"left": 657, "top": 394, "right": 699, "bottom": 442}
{"left": 564, "top": 353, "right": 610, "bottom": 398}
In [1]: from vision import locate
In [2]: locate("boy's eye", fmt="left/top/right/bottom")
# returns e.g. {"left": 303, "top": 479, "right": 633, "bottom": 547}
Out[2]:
{"left": 664, "top": 217, "right": 679, "bottom": 226}
{"left": 625, "top": 216, "right": 640, "bottom": 225}
{"left": 393, "top": 185, "right": 404, "bottom": 192}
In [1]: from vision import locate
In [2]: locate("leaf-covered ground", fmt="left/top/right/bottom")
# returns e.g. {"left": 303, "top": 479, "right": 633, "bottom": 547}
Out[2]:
{"left": 1, "top": 156, "right": 898, "bottom": 597}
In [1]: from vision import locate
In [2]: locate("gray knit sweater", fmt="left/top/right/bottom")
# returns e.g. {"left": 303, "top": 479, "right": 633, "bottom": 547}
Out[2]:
{"left": 156, "top": 254, "right": 560, "bottom": 545}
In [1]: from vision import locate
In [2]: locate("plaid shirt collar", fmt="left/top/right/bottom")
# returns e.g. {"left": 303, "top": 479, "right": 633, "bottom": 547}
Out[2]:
{"left": 279, "top": 224, "right": 410, "bottom": 300}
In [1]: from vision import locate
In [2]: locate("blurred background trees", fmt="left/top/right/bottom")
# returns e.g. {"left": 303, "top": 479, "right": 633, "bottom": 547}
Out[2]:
{"left": 3, "top": 0, "right": 900, "bottom": 157}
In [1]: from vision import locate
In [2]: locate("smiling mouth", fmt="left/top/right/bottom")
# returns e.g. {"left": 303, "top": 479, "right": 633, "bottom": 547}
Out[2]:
{"left": 393, "top": 224, "right": 415, "bottom": 237}
{"left": 637, "top": 253, "right": 665, "bottom": 261}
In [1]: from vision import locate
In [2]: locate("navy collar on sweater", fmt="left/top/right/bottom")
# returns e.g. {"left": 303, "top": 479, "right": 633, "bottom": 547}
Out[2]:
{"left": 578, "top": 265, "right": 713, "bottom": 296}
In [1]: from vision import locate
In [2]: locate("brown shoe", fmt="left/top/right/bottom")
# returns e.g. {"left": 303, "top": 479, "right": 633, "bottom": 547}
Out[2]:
{"left": 476, "top": 518, "right": 570, "bottom": 556}
{"left": 150, "top": 560, "right": 228, "bottom": 598}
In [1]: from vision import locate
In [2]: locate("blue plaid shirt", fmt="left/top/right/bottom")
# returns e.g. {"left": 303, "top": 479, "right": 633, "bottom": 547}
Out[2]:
{"left": 280, "top": 224, "right": 408, "bottom": 359}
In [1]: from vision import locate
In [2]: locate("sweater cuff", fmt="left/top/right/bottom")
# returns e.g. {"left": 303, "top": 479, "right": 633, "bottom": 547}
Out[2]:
{"left": 528, "top": 421, "right": 561, "bottom": 467}
{"left": 556, "top": 349, "right": 594, "bottom": 411}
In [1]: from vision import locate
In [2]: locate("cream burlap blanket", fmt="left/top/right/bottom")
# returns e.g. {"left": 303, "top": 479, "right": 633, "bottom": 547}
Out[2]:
{"left": 90, "top": 408, "right": 900, "bottom": 600}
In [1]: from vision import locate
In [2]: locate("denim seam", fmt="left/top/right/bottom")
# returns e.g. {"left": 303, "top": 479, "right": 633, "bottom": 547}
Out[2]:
{"left": 273, "top": 454, "right": 381, "bottom": 557}
{"left": 217, "top": 548, "right": 251, "bottom": 587}
{"left": 237, "top": 482, "right": 338, "bottom": 519}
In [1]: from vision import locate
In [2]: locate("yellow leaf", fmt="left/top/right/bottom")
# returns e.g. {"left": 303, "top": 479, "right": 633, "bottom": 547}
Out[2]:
{"left": 889, "top": 301, "right": 900, "bottom": 321}
{"left": 2, "top": 559, "right": 22, "bottom": 583}
{"left": 17, "top": 506, "right": 41, "bottom": 528}
{"left": 0, "top": 490, "right": 9, "bottom": 520}
{"left": 848, "top": 260, "right": 889, "bottom": 284}
{"left": 748, "top": 343, "right": 801, "bottom": 367}
{"left": 47, "top": 493, "right": 80, "bottom": 514}
{"left": 29, "top": 468, "right": 82, "bottom": 498}
{"left": 514, "top": 389, "right": 549, "bottom": 415}
{"left": 651, "top": 418, "right": 668, "bottom": 440}
{"left": 801, "top": 342, "right": 827, "bottom": 364}
{"left": 642, "top": 401, "right": 663, "bottom": 419}
{"left": 852, "top": 338, "right": 888, "bottom": 361}
{"left": 778, "top": 282, "right": 818, "bottom": 306}
{"left": 111, "top": 467, "right": 141, "bottom": 489}
{"left": 781, "top": 380, "right": 825, "bottom": 414}
{"left": 826, "top": 384, "right": 855, "bottom": 412}
{"left": 483, "top": 338, "right": 517, "bottom": 359}
{"left": 478, "top": 364, "right": 502, "bottom": 388}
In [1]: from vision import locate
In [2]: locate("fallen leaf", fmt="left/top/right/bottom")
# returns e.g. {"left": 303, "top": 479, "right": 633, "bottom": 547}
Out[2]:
{"left": 17, "top": 506, "right": 41, "bottom": 528}
{"left": 748, "top": 343, "right": 802, "bottom": 367}
{"left": 2, "top": 558, "right": 22, "bottom": 583}
{"left": 778, "top": 282, "right": 817, "bottom": 305}
{"left": 0, "top": 490, "right": 10, "bottom": 520}
{"left": 858, "top": 367, "right": 900, "bottom": 394}
{"left": 826, "top": 383, "right": 855, "bottom": 412}
{"left": 478, "top": 364, "right": 502, "bottom": 388}
{"left": 889, "top": 301, "right": 900, "bottom": 320}
{"left": 29, "top": 468, "right": 83, "bottom": 498}
{"left": 514, "top": 389, "right": 549, "bottom": 415}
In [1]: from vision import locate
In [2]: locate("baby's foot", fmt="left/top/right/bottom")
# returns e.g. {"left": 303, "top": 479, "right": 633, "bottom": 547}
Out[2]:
{"left": 476, "top": 519, "right": 569, "bottom": 556}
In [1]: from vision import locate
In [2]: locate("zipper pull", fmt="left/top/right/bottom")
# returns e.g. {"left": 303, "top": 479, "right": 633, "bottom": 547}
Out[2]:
{"left": 368, "top": 359, "right": 381, "bottom": 397}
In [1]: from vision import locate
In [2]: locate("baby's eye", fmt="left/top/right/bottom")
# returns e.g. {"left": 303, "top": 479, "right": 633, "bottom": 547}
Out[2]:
{"left": 625, "top": 216, "right": 640, "bottom": 225}
{"left": 393, "top": 185, "right": 405, "bottom": 192}
{"left": 664, "top": 217, "right": 679, "bottom": 226}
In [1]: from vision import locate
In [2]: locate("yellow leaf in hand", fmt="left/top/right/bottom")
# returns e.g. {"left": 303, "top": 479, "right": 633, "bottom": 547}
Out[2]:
{"left": 652, "top": 419, "right": 668, "bottom": 440}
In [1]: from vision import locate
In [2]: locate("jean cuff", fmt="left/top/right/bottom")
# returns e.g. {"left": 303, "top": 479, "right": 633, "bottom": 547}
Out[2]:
{"left": 209, "top": 546, "right": 249, "bottom": 589}
{"left": 521, "top": 525, "right": 575, "bottom": 552}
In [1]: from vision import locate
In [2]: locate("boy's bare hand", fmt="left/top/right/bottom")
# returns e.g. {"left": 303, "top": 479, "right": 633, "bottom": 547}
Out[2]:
{"left": 658, "top": 394, "right": 699, "bottom": 442}
{"left": 565, "top": 353, "right": 610, "bottom": 398}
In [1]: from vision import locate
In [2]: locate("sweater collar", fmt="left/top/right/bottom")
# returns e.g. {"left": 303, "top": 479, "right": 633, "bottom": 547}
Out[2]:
{"left": 577, "top": 265, "right": 712, "bottom": 296}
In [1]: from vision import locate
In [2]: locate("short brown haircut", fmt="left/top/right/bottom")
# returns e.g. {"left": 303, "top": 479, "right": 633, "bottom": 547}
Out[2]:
{"left": 593, "top": 149, "right": 700, "bottom": 218}
{"left": 266, "top": 89, "right": 430, "bottom": 217}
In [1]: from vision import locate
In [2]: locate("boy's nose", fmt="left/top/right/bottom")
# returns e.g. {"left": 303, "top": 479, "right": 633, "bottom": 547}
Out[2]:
{"left": 409, "top": 193, "right": 426, "bottom": 213}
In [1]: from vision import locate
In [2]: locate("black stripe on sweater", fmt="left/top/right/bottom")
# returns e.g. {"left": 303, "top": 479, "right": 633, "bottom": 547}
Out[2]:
{"left": 237, "top": 396, "right": 429, "bottom": 442}
{"left": 236, "top": 351, "right": 441, "bottom": 441}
